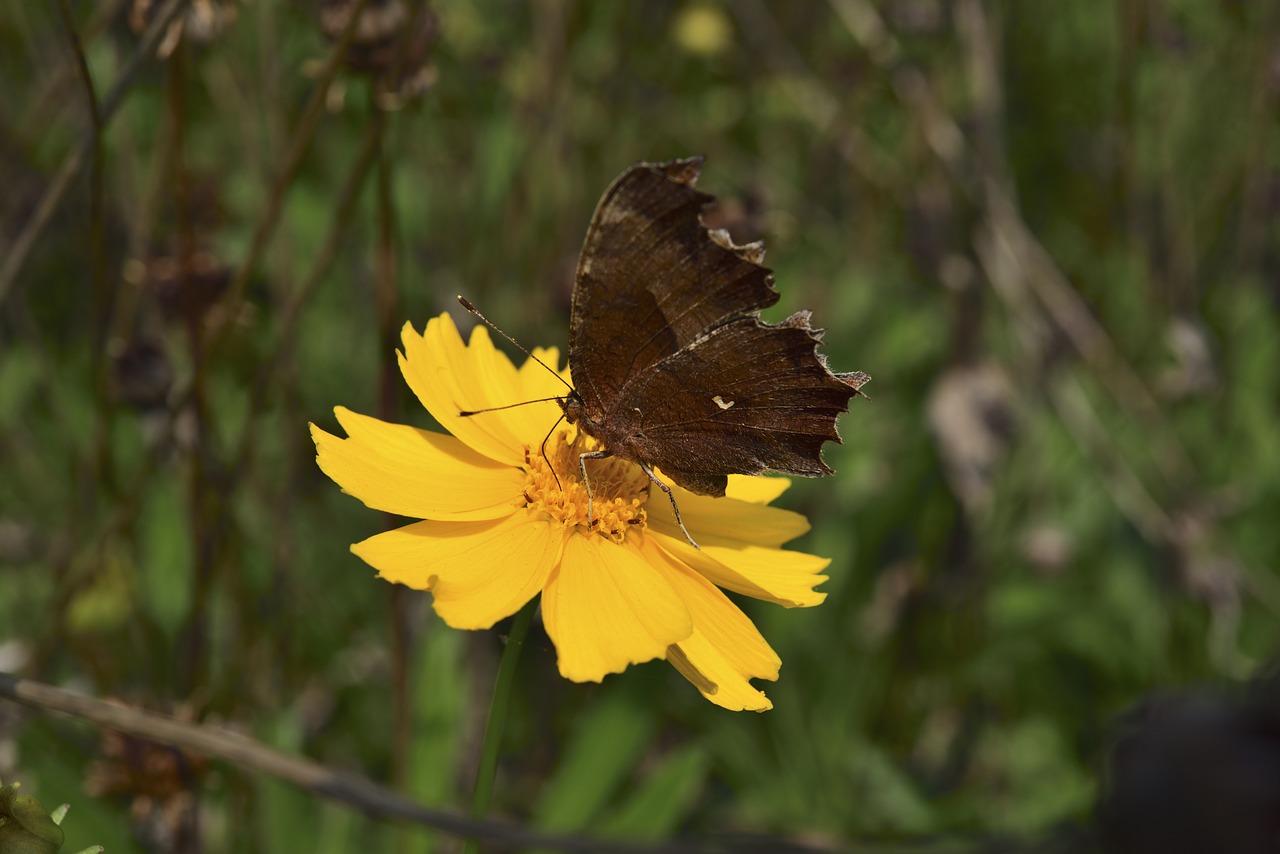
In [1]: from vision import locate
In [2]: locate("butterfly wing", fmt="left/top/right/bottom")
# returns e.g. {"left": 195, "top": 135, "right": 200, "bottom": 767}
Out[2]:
{"left": 607, "top": 312, "right": 870, "bottom": 497}
{"left": 569, "top": 157, "right": 780, "bottom": 422}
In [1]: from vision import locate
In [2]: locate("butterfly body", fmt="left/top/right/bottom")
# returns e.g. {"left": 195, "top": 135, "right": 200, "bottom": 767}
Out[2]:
{"left": 563, "top": 156, "right": 869, "bottom": 499}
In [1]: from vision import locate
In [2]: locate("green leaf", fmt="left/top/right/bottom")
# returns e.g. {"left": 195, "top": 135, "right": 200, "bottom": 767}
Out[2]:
{"left": 532, "top": 688, "right": 654, "bottom": 832}
{"left": 137, "top": 473, "right": 194, "bottom": 637}
{"left": 599, "top": 747, "right": 708, "bottom": 840}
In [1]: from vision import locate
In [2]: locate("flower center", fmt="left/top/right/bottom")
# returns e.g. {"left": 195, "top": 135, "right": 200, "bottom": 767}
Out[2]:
{"left": 521, "top": 426, "right": 649, "bottom": 543}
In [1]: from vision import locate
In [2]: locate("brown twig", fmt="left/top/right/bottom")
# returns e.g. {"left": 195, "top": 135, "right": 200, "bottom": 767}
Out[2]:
{"left": 0, "top": 673, "right": 844, "bottom": 853}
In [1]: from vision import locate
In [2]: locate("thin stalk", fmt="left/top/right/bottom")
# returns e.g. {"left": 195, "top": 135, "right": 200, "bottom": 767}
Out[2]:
{"left": 56, "top": 0, "right": 118, "bottom": 506}
{"left": 228, "top": 107, "right": 390, "bottom": 477}
{"left": 371, "top": 76, "right": 413, "bottom": 846}
{"left": 463, "top": 599, "right": 538, "bottom": 854}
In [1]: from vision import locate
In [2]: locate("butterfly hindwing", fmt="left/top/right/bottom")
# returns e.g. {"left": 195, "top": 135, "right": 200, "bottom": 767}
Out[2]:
{"left": 607, "top": 313, "right": 868, "bottom": 496}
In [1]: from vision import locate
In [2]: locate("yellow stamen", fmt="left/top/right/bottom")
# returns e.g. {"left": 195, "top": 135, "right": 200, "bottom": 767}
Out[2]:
{"left": 522, "top": 427, "right": 649, "bottom": 543}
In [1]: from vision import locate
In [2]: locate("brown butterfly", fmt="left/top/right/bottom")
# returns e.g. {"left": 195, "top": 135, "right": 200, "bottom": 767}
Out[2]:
{"left": 463, "top": 156, "right": 868, "bottom": 547}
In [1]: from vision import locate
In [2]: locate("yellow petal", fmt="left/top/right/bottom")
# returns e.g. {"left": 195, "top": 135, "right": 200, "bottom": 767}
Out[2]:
{"left": 519, "top": 345, "right": 572, "bottom": 396}
{"left": 542, "top": 534, "right": 693, "bottom": 682}
{"left": 311, "top": 409, "right": 525, "bottom": 521}
{"left": 652, "top": 532, "right": 830, "bottom": 608}
{"left": 351, "top": 509, "right": 560, "bottom": 629}
{"left": 649, "top": 543, "right": 781, "bottom": 679}
{"left": 640, "top": 540, "right": 779, "bottom": 711}
{"left": 647, "top": 480, "right": 810, "bottom": 548}
{"left": 667, "top": 645, "right": 772, "bottom": 712}
{"left": 724, "top": 474, "right": 790, "bottom": 504}
{"left": 400, "top": 315, "right": 564, "bottom": 465}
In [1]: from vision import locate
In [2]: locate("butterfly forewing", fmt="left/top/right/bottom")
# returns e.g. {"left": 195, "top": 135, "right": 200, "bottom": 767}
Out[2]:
{"left": 569, "top": 157, "right": 780, "bottom": 422}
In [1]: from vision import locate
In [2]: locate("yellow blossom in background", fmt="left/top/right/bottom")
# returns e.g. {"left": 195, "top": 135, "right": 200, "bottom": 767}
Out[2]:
{"left": 671, "top": 2, "right": 734, "bottom": 57}
{"left": 310, "top": 313, "right": 832, "bottom": 711}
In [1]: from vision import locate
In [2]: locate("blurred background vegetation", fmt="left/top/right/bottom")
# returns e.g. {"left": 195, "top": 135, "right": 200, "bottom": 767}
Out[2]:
{"left": 2, "top": 1, "right": 1279, "bottom": 851}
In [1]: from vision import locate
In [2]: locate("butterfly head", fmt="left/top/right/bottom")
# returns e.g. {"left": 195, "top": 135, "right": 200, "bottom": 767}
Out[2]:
{"left": 559, "top": 389, "right": 586, "bottom": 426}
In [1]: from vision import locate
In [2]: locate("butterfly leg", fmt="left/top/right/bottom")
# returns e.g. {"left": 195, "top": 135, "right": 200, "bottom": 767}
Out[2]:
{"left": 638, "top": 463, "right": 699, "bottom": 551}
{"left": 578, "top": 449, "right": 612, "bottom": 528}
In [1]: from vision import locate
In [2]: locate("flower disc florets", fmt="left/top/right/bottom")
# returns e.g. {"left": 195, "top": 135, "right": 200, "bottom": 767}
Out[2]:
{"left": 522, "top": 427, "right": 649, "bottom": 544}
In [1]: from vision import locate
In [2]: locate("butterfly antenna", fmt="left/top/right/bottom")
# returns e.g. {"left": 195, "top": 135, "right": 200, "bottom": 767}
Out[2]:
{"left": 459, "top": 396, "right": 565, "bottom": 417}
{"left": 457, "top": 296, "right": 573, "bottom": 392}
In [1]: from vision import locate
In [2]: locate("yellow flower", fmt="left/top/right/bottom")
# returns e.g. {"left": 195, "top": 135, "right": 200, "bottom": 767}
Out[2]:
{"left": 310, "top": 313, "right": 832, "bottom": 711}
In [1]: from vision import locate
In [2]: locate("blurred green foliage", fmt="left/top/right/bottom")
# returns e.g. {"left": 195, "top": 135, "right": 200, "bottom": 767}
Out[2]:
{"left": 2, "top": 1, "right": 1279, "bottom": 851}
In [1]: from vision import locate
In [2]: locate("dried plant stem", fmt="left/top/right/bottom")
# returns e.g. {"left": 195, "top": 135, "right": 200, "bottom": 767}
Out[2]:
{"left": 0, "top": 672, "right": 721, "bottom": 853}
{"left": 173, "top": 33, "right": 221, "bottom": 699}
{"left": 14, "top": 0, "right": 128, "bottom": 153}
{"left": 203, "top": 0, "right": 373, "bottom": 353}
{"left": 229, "top": 107, "right": 391, "bottom": 477}
{"left": 839, "top": 0, "right": 1279, "bottom": 633}
{"left": 194, "top": 78, "right": 393, "bottom": 721}
{"left": 53, "top": 0, "right": 119, "bottom": 510}
{"left": 362, "top": 78, "right": 414, "bottom": 827}
{"left": 733, "top": 1, "right": 898, "bottom": 190}
{"left": 371, "top": 101, "right": 413, "bottom": 816}
{"left": 825, "top": 0, "right": 1202, "bottom": 515}
{"left": 53, "top": 0, "right": 107, "bottom": 351}
{"left": 0, "top": 0, "right": 188, "bottom": 307}
{"left": 826, "top": 0, "right": 1175, "bottom": 431}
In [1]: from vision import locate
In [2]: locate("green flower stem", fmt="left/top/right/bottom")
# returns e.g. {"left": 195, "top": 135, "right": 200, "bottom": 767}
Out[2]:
{"left": 463, "top": 597, "right": 538, "bottom": 854}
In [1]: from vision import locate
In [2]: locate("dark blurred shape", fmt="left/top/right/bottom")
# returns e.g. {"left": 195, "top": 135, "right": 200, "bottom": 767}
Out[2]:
{"left": 319, "top": 0, "right": 439, "bottom": 106}
{"left": 1021, "top": 524, "right": 1074, "bottom": 577}
{"left": 858, "top": 560, "right": 920, "bottom": 645}
{"left": 85, "top": 702, "right": 208, "bottom": 853}
{"left": 1096, "top": 669, "right": 1280, "bottom": 854}
{"left": 130, "top": 0, "right": 238, "bottom": 56}
{"left": 700, "top": 189, "right": 768, "bottom": 245}
{"left": 926, "top": 363, "right": 1017, "bottom": 518}
{"left": 1156, "top": 318, "right": 1218, "bottom": 400}
{"left": 127, "top": 250, "right": 231, "bottom": 326}
{"left": 0, "top": 519, "right": 39, "bottom": 565}
{"left": 906, "top": 176, "right": 958, "bottom": 280}
{"left": 885, "top": 0, "right": 946, "bottom": 35}
{"left": 110, "top": 338, "right": 173, "bottom": 412}
{"left": 174, "top": 175, "right": 229, "bottom": 237}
